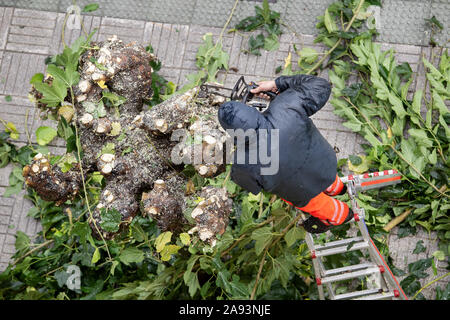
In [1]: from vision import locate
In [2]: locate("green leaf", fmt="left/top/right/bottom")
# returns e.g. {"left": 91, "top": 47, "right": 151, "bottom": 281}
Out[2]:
{"left": 411, "top": 89, "right": 423, "bottom": 114}
{"left": 408, "top": 258, "right": 432, "bottom": 279}
{"left": 413, "top": 240, "right": 426, "bottom": 254}
{"left": 99, "top": 208, "right": 122, "bottom": 233}
{"left": 298, "top": 47, "right": 319, "bottom": 64}
{"left": 251, "top": 226, "right": 273, "bottom": 255}
{"left": 324, "top": 8, "right": 338, "bottom": 33}
{"left": 248, "top": 34, "right": 265, "bottom": 56}
{"left": 109, "top": 122, "right": 121, "bottom": 136}
{"left": 46, "top": 64, "right": 79, "bottom": 87}
{"left": 34, "top": 77, "right": 68, "bottom": 107}
{"left": 349, "top": 155, "right": 362, "bottom": 165}
{"left": 5, "top": 122, "right": 19, "bottom": 140}
{"left": 425, "top": 15, "right": 443, "bottom": 30}
{"left": 388, "top": 93, "right": 407, "bottom": 118}
{"left": 91, "top": 247, "right": 101, "bottom": 264}
{"left": 395, "top": 62, "right": 413, "bottom": 80}
{"left": 82, "top": 3, "right": 99, "bottom": 13}
{"left": 54, "top": 269, "right": 70, "bottom": 288}
{"left": 15, "top": 231, "right": 30, "bottom": 252}
{"left": 184, "top": 270, "right": 200, "bottom": 297}
{"left": 284, "top": 226, "right": 305, "bottom": 247}
{"left": 102, "top": 91, "right": 127, "bottom": 107}
{"left": 432, "top": 250, "right": 445, "bottom": 261}
{"left": 160, "top": 244, "right": 181, "bottom": 261}
{"left": 400, "top": 275, "right": 421, "bottom": 296}
{"left": 155, "top": 231, "right": 172, "bottom": 253}
{"left": 35, "top": 126, "right": 57, "bottom": 146}
{"left": 30, "top": 73, "right": 44, "bottom": 85}
{"left": 0, "top": 144, "right": 11, "bottom": 168}
{"left": 71, "top": 221, "right": 90, "bottom": 244}
{"left": 263, "top": 34, "right": 279, "bottom": 51}
{"left": 408, "top": 129, "right": 433, "bottom": 148}
{"left": 4, "top": 95, "right": 12, "bottom": 102}
{"left": 119, "top": 247, "right": 144, "bottom": 266}
{"left": 400, "top": 138, "right": 416, "bottom": 164}
{"left": 180, "top": 233, "right": 191, "bottom": 246}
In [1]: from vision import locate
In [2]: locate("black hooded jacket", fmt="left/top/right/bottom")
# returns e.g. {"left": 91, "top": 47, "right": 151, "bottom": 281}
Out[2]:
{"left": 217, "top": 74, "right": 336, "bottom": 208}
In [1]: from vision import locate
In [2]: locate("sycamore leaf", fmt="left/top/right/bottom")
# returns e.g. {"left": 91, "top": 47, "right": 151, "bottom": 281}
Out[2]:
{"left": 251, "top": 226, "right": 273, "bottom": 255}
{"left": 34, "top": 77, "right": 68, "bottom": 107}
{"left": 284, "top": 226, "right": 305, "bottom": 247}
{"left": 119, "top": 247, "right": 144, "bottom": 266}
{"left": 46, "top": 64, "right": 79, "bottom": 87}
{"left": 263, "top": 34, "right": 279, "bottom": 51}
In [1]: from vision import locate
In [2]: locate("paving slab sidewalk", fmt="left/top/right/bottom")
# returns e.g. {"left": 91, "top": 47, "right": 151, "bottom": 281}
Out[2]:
{"left": 0, "top": 5, "right": 447, "bottom": 299}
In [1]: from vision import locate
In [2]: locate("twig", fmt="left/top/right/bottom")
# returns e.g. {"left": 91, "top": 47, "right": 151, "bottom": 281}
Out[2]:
{"left": 412, "top": 271, "right": 450, "bottom": 300}
{"left": 13, "top": 239, "right": 54, "bottom": 265}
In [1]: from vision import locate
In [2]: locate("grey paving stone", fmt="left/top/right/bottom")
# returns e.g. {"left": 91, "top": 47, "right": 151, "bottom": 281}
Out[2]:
{"left": 58, "top": 0, "right": 155, "bottom": 22}
{"left": 97, "top": 16, "right": 145, "bottom": 43}
{"left": 147, "top": 0, "right": 196, "bottom": 25}
{"left": 0, "top": 0, "right": 59, "bottom": 12}
{"left": 283, "top": 0, "right": 334, "bottom": 37}
{"left": 0, "top": 7, "right": 13, "bottom": 50}
{"left": 6, "top": 9, "right": 57, "bottom": 54}
{"left": 378, "top": 0, "right": 432, "bottom": 46}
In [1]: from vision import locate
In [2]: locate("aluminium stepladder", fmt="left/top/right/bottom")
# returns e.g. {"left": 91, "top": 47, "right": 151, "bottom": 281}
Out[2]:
{"left": 302, "top": 170, "right": 408, "bottom": 300}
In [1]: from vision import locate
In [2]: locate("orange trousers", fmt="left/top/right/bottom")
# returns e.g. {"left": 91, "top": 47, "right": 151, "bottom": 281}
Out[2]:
{"left": 282, "top": 175, "right": 349, "bottom": 226}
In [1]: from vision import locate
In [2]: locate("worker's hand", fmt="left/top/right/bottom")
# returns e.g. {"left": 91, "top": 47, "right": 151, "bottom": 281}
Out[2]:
{"left": 250, "top": 80, "right": 278, "bottom": 100}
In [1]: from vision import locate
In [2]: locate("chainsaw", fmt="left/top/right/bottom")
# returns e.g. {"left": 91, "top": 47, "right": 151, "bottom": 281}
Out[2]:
{"left": 200, "top": 76, "right": 277, "bottom": 112}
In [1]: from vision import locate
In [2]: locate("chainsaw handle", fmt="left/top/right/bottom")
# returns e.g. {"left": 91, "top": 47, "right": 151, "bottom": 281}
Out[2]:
{"left": 248, "top": 82, "right": 277, "bottom": 99}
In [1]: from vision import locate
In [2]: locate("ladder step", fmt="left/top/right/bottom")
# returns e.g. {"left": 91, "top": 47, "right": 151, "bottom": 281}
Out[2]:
{"left": 316, "top": 240, "right": 369, "bottom": 257}
{"left": 315, "top": 237, "right": 364, "bottom": 250}
{"left": 321, "top": 266, "right": 380, "bottom": 284}
{"left": 334, "top": 288, "right": 381, "bottom": 300}
{"left": 322, "top": 262, "right": 376, "bottom": 277}
{"left": 353, "top": 291, "right": 395, "bottom": 300}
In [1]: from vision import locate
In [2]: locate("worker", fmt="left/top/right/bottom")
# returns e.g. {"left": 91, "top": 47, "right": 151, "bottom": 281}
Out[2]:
{"left": 217, "top": 74, "right": 353, "bottom": 233}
